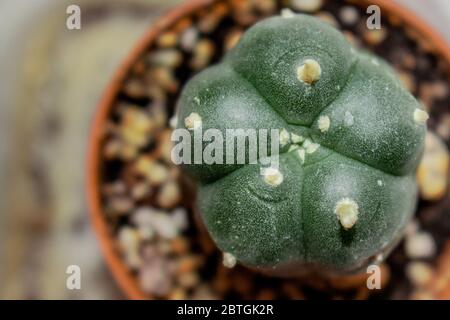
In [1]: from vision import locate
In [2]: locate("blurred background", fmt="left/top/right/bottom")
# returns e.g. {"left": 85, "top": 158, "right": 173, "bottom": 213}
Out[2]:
{"left": 0, "top": 0, "right": 449, "bottom": 299}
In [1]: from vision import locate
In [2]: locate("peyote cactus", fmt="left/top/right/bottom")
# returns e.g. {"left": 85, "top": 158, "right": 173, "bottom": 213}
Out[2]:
{"left": 174, "top": 13, "right": 427, "bottom": 274}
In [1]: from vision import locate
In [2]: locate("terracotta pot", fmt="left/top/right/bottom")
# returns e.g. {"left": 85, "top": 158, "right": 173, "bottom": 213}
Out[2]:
{"left": 86, "top": 0, "right": 450, "bottom": 299}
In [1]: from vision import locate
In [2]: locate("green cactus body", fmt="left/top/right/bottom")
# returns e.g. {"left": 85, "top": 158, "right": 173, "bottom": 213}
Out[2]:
{"left": 175, "top": 14, "right": 426, "bottom": 274}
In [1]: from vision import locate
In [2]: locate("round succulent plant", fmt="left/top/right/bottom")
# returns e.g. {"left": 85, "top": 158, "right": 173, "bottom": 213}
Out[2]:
{"left": 175, "top": 12, "right": 427, "bottom": 274}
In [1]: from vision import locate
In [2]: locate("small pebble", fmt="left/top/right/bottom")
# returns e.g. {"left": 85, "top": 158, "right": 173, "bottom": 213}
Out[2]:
{"left": 103, "top": 138, "right": 122, "bottom": 159}
{"left": 132, "top": 207, "right": 180, "bottom": 239}
{"left": 436, "top": 114, "right": 450, "bottom": 140}
{"left": 171, "top": 208, "right": 189, "bottom": 231}
{"left": 178, "top": 272, "right": 200, "bottom": 289}
{"left": 132, "top": 207, "right": 156, "bottom": 227}
{"left": 290, "top": 0, "right": 323, "bottom": 13}
{"left": 405, "top": 219, "right": 420, "bottom": 237}
{"left": 406, "top": 262, "right": 434, "bottom": 287}
{"left": 157, "top": 180, "right": 182, "bottom": 209}
{"left": 180, "top": 27, "right": 199, "bottom": 52}
{"left": 281, "top": 8, "right": 296, "bottom": 19}
{"left": 339, "top": 6, "right": 359, "bottom": 26}
{"left": 149, "top": 67, "right": 179, "bottom": 93}
{"left": 405, "top": 231, "right": 436, "bottom": 259}
{"left": 167, "top": 288, "right": 187, "bottom": 300}
{"left": 119, "top": 126, "right": 148, "bottom": 148}
{"left": 190, "top": 39, "right": 215, "bottom": 70}
{"left": 119, "top": 107, "right": 154, "bottom": 148}
{"left": 157, "top": 31, "right": 178, "bottom": 48}
{"left": 137, "top": 225, "right": 155, "bottom": 241}
{"left": 363, "top": 28, "right": 387, "bottom": 46}
{"left": 149, "top": 102, "right": 168, "bottom": 129}
{"left": 413, "top": 108, "right": 430, "bottom": 125}
{"left": 107, "top": 196, "right": 134, "bottom": 216}
{"left": 232, "top": 1, "right": 257, "bottom": 26}
{"left": 102, "top": 181, "right": 127, "bottom": 196}
{"left": 254, "top": 0, "right": 277, "bottom": 14}
{"left": 156, "top": 240, "right": 173, "bottom": 255}
{"left": 169, "top": 114, "right": 178, "bottom": 129}
{"left": 121, "top": 107, "right": 154, "bottom": 131}
{"left": 139, "top": 258, "right": 173, "bottom": 296}
{"left": 148, "top": 49, "right": 183, "bottom": 68}
{"left": 420, "top": 81, "right": 449, "bottom": 106}
{"left": 131, "top": 181, "right": 151, "bottom": 200}
{"left": 401, "top": 52, "right": 417, "bottom": 70}
{"left": 223, "top": 252, "right": 237, "bottom": 268}
{"left": 191, "top": 285, "right": 218, "bottom": 300}
{"left": 146, "top": 84, "right": 167, "bottom": 102}
{"left": 123, "top": 78, "right": 147, "bottom": 98}
{"left": 151, "top": 211, "right": 180, "bottom": 239}
{"left": 135, "top": 157, "right": 170, "bottom": 185}
{"left": 119, "top": 144, "right": 139, "bottom": 161}
{"left": 417, "top": 132, "right": 449, "bottom": 201}
{"left": 118, "top": 226, "right": 141, "bottom": 269}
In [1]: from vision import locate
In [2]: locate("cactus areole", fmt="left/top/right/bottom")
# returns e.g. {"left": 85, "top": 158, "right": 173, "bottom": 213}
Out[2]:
{"left": 175, "top": 14, "right": 426, "bottom": 275}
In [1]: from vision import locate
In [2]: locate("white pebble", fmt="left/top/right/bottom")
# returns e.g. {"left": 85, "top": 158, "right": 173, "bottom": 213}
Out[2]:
{"left": 223, "top": 252, "right": 237, "bottom": 268}
{"left": 339, "top": 6, "right": 359, "bottom": 26}
{"left": 118, "top": 226, "right": 140, "bottom": 250}
{"left": 138, "top": 226, "right": 155, "bottom": 240}
{"left": 133, "top": 207, "right": 180, "bottom": 239}
{"left": 290, "top": 0, "right": 323, "bottom": 13}
{"left": 406, "top": 262, "right": 433, "bottom": 287}
{"left": 405, "top": 231, "right": 436, "bottom": 259}
{"left": 180, "top": 27, "right": 198, "bottom": 52}
{"left": 171, "top": 208, "right": 189, "bottom": 231}
{"left": 405, "top": 219, "right": 420, "bottom": 237}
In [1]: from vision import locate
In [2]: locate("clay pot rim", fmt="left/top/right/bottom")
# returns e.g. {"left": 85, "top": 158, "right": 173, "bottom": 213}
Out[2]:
{"left": 86, "top": 0, "right": 450, "bottom": 300}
